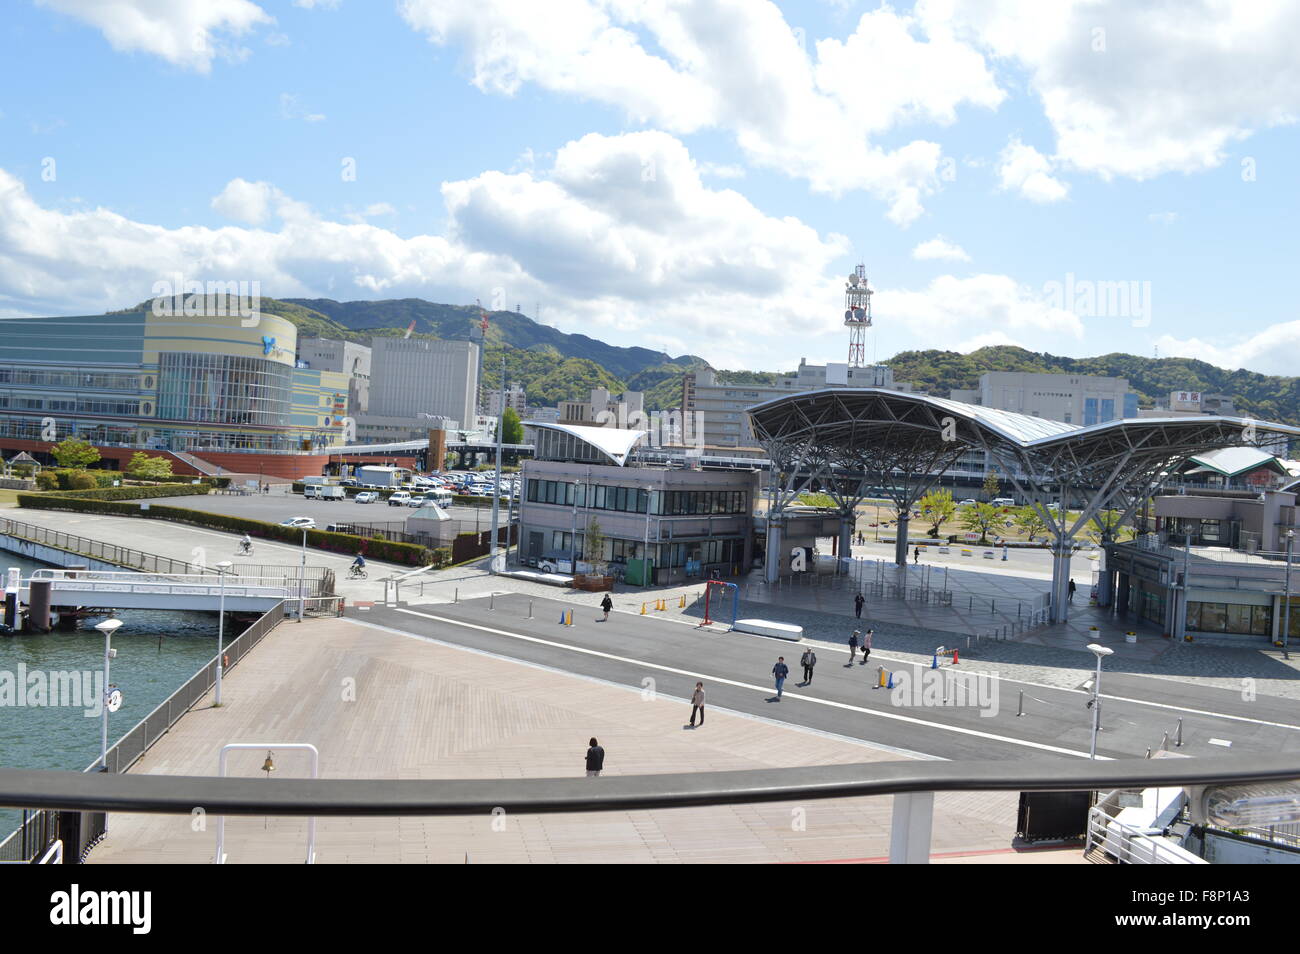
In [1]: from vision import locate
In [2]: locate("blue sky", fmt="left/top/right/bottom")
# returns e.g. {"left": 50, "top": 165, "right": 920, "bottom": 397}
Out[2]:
{"left": 2, "top": 0, "right": 1299, "bottom": 377}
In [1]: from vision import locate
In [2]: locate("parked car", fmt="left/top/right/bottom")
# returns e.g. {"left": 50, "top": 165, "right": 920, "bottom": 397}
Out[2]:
{"left": 537, "top": 553, "right": 592, "bottom": 575}
{"left": 992, "top": 497, "right": 1016, "bottom": 507}
{"left": 405, "top": 494, "right": 427, "bottom": 507}
{"left": 959, "top": 499, "right": 978, "bottom": 507}
{"left": 387, "top": 491, "right": 411, "bottom": 507}
{"left": 280, "top": 516, "right": 316, "bottom": 529}
{"left": 354, "top": 491, "right": 379, "bottom": 504}
{"left": 340, "top": 477, "right": 358, "bottom": 487}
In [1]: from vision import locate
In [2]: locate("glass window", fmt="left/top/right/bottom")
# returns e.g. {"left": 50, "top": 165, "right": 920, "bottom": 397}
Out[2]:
{"left": 1227, "top": 604, "right": 1253, "bottom": 634}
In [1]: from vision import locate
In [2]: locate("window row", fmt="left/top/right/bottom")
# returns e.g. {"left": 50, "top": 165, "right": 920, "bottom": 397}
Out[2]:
{"left": 527, "top": 478, "right": 747, "bottom": 516}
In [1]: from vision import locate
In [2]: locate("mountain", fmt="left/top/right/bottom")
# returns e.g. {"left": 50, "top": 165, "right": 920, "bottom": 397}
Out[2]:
{"left": 884, "top": 345, "right": 1300, "bottom": 424}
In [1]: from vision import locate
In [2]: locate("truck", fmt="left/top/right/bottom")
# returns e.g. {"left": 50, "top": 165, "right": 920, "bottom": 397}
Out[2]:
{"left": 304, "top": 484, "right": 345, "bottom": 500}
{"left": 355, "top": 465, "right": 409, "bottom": 489}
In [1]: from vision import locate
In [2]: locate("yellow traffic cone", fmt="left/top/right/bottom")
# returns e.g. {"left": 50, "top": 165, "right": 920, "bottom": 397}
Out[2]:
{"left": 641, "top": 602, "right": 647, "bottom": 615}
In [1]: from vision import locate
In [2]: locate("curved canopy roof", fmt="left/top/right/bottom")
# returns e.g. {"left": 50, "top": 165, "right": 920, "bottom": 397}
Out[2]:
{"left": 748, "top": 388, "right": 1300, "bottom": 495}
{"left": 525, "top": 421, "right": 648, "bottom": 467}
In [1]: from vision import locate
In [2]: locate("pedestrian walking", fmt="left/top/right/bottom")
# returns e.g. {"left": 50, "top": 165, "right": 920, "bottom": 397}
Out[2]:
{"left": 1068, "top": 578, "right": 1076, "bottom": 603}
{"left": 854, "top": 592, "right": 865, "bottom": 618}
{"left": 689, "top": 682, "right": 706, "bottom": 727}
{"left": 848, "top": 629, "right": 859, "bottom": 663}
{"left": 913, "top": 545, "right": 920, "bottom": 564}
{"left": 861, "top": 628, "right": 873, "bottom": 664}
{"left": 600, "top": 592, "right": 613, "bottom": 621}
{"left": 800, "top": 648, "right": 817, "bottom": 684}
{"left": 585, "top": 737, "right": 605, "bottom": 777}
{"left": 772, "top": 657, "right": 789, "bottom": 700}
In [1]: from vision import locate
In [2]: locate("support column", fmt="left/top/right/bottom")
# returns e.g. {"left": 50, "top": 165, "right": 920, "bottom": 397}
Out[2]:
{"left": 1097, "top": 564, "right": 1114, "bottom": 608}
{"left": 1116, "top": 572, "right": 1131, "bottom": 618}
{"left": 837, "top": 516, "right": 854, "bottom": 574}
{"left": 1049, "top": 540, "right": 1073, "bottom": 623}
{"left": 764, "top": 516, "right": 784, "bottom": 584}
{"left": 888, "top": 791, "right": 934, "bottom": 864}
{"left": 894, "top": 512, "right": 910, "bottom": 566}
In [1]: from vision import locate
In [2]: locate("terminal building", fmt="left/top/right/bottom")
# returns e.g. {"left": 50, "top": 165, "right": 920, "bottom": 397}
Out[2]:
{"left": 0, "top": 307, "right": 349, "bottom": 478}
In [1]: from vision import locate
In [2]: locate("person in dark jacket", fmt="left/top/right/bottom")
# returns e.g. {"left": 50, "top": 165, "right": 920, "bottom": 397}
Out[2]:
{"left": 854, "top": 592, "right": 865, "bottom": 618}
{"left": 585, "top": 737, "right": 605, "bottom": 777}
{"left": 848, "top": 629, "right": 860, "bottom": 664}
{"left": 800, "top": 648, "right": 817, "bottom": 684}
{"left": 772, "top": 657, "right": 789, "bottom": 700}
{"left": 600, "top": 593, "right": 613, "bottom": 621}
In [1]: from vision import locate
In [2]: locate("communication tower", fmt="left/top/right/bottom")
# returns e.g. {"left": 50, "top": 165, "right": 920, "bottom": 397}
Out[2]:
{"left": 844, "top": 264, "right": 873, "bottom": 368}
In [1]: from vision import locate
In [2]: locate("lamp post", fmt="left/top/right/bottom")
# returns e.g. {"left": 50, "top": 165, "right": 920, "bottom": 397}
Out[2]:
{"left": 298, "top": 527, "right": 308, "bottom": 621}
{"left": 490, "top": 355, "right": 505, "bottom": 573}
{"left": 95, "top": 618, "right": 122, "bottom": 772}
{"left": 215, "top": 560, "right": 231, "bottom": 705}
{"left": 1284, "top": 530, "right": 1295, "bottom": 660}
{"left": 1087, "top": 643, "right": 1114, "bottom": 760}
{"left": 569, "top": 478, "right": 580, "bottom": 573}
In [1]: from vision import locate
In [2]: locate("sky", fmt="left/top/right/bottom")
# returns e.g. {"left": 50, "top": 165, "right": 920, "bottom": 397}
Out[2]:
{"left": 2, "top": 0, "right": 1300, "bottom": 377}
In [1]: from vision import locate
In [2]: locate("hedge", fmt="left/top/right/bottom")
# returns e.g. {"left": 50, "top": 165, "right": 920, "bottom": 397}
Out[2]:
{"left": 15, "top": 493, "right": 435, "bottom": 566}
{"left": 55, "top": 484, "right": 212, "bottom": 501}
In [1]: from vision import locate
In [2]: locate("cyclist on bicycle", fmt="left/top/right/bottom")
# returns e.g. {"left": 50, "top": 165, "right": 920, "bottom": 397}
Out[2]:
{"left": 239, "top": 533, "right": 253, "bottom": 555}
{"left": 350, "top": 552, "right": 366, "bottom": 577}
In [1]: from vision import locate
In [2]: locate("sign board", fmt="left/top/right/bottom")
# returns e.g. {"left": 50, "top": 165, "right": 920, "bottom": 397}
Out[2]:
{"left": 964, "top": 532, "right": 980, "bottom": 542}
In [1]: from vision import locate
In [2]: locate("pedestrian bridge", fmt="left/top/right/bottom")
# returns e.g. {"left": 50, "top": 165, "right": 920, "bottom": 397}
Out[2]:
{"left": 21, "top": 569, "right": 295, "bottom": 612}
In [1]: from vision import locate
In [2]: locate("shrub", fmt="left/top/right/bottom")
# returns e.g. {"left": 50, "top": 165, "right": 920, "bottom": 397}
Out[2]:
{"left": 15, "top": 493, "right": 433, "bottom": 565}
{"left": 59, "top": 484, "right": 211, "bottom": 500}
{"left": 35, "top": 471, "right": 58, "bottom": 491}
{"left": 66, "top": 471, "right": 98, "bottom": 491}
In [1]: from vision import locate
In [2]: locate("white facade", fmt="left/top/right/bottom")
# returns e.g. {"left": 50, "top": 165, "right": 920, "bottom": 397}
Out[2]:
{"left": 952, "top": 371, "right": 1134, "bottom": 426}
{"left": 368, "top": 337, "right": 478, "bottom": 427}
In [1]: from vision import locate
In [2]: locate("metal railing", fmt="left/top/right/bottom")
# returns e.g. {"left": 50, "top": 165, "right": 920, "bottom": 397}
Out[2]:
{"left": 0, "top": 600, "right": 289, "bottom": 863}
{"left": 0, "top": 753, "right": 1296, "bottom": 864}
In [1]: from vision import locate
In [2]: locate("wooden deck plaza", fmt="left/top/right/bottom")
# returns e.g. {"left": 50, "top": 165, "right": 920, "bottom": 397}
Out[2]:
{"left": 88, "top": 617, "right": 1075, "bottom": 864}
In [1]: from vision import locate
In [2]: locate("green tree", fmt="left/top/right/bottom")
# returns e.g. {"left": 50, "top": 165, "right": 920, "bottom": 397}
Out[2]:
{"left": 1014, "top": 505, "right": 1049, "bottom": 541}
{"left": 919, "top": 487, "right": 955, "bottom": 537}
{"left": 982, "top": 466, "right": 1001, "bottom": 501}
{"left": 51, "top": 437, "right": 100, "bottom": 470}
{"left": 959, "top": 501, "right": 1000, "bottom": 544}
{"left": 127, "top": 452, "right": 173, "bottom": 479}
{"left": 1089, "top": 509, "right": 1134, "bottom": 543}
{"left": 584, "top": 517, "right": 607, "bottom": 574}
{"left": 500, "top": 407, "right": 524, "bottom": 445}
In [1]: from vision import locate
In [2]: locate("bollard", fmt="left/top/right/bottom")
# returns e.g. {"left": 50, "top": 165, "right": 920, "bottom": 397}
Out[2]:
{"left": 1175, "top": 718, "right": 1183, "bottom": 747}
{"left": 951, "top": 649, "right": 959, "bottom": 666}
{"left": 930, "top": 652, "right": 938, "bottom": 670}
{"left": 489, "top": 592, "right": 495, "bottom": 610}
{"left": 679, "top": 593, "right": 686, "bottom": 608}
{"left": 566, "top": 610, "right": 574, "bottom": 626}
{"left": 559, "top": 611, "right": 566, "bottom": 625}
{"left": 454, "top": 587, "right": 459, "bottom": 603}
{"left": 1160, "top": 731, "right": 1169, "bottom": 751}
{"left": 1016, "top": 691, "right": 1024, "bottom": 717}
{"left": 527, "top": 600, "right": 533, "bottom": 620}
{"left": 1145, "top": 748, "right": 1152, "bottom": 759}
{"left": 885, "top": 670, "right": 895, "bottom": 690}
{"left": 876, "top": 666, "right": 886, "bottom": 688}
{"left": 641, "top": 602, "right": 647, "bottom": 615}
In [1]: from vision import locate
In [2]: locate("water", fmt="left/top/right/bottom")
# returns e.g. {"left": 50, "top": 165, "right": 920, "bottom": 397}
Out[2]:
{"left": 0, "top": 551, "right": 231, "bottom": 835}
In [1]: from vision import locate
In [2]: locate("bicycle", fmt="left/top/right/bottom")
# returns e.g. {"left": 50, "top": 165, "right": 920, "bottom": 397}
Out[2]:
{"left": 236, "top": 543, "right": 254, "bottom": 557}
{"left": 348, "top": 565, "right": 368, "bottom": 580}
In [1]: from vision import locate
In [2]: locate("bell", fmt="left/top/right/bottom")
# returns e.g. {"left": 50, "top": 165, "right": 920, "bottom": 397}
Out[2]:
{"left": 262, "top": 751, "right": 275, "bottom": 775}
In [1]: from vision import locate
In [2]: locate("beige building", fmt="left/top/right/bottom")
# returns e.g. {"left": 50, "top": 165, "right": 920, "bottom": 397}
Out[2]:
{"left": 950, "top": 371, "right": 1136, "bottom": 426}
{"left": 559, "top": 387, "right": 644, "bottom": 428}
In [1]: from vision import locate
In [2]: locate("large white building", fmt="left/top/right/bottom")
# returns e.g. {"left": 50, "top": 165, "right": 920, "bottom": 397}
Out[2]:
{"left": 299, "top": 337, "right": 372, "bottom": 414}
{"left": 949, "top": 371, "right": 1137, "bottom": 426}
{"left": 367, "top": 337, "right": 478, "bottom": 427}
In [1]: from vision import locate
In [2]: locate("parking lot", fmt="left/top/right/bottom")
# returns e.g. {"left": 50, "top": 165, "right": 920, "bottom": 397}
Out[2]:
{"left": 159, "top": 488, "right": 512, "bottom": 532}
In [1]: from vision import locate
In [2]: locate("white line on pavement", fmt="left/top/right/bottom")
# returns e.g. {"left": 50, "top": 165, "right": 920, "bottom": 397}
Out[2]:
{"left": 391, "top": 606, "right": 1101, "bottom": 759}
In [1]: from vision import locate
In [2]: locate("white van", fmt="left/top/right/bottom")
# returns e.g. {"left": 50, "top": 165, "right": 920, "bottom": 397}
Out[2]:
{"left": 387, "top": 491, "right": 412, "bottom": 507}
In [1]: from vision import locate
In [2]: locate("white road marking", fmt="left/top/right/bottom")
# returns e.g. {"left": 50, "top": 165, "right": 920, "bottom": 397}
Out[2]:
{"left": 1208, "top": 738, "right": 1233, "bottom": 747}
{"left": 391, "top": 607, "right": 1102, "bottom": 759}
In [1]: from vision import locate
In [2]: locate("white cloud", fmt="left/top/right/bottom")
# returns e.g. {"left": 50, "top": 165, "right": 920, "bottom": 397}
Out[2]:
{"left": 279, "top": 93, "right": 325, "bottom": 122}
{"left": 294, "top": 0, "right": 340, "bottom": 8}
{"left": 36, "top": 0, "right": 272, "bottom": 72}
{"left": 933, "top": 0, "right": 1300, "bottom": 181}
{"left": 884, "top": 273, "right": 1086, "bottom": 346}
{"left": 399, "top": 0, "right": 1006, "bottom": 224}
{"left": 1155, "top": 321, "right": 1300, "bottom": 376}
{"left": 0, "top": 132, "right": 848, "bottom": 367}
{"left": 996, "top": 137, "right": 1069, "bottom": 203}
{"left": 1148, "top": 212, "right": 1178, "bottom": 225}
{"left": 912, "top": 236, "right": 970, "bottom": 262}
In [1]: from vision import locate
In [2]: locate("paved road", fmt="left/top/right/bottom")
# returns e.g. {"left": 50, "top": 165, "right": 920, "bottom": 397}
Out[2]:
{"left": 357, "top": 593, "right": 1300, "bottom": 764}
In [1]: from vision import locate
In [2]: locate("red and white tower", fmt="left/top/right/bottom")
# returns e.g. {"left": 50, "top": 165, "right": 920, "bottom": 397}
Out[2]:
{"left": 844, "top": 264, "right": 873, "bottom": 368}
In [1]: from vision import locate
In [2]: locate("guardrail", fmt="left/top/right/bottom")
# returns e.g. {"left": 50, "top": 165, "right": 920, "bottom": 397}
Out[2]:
{"left": 0, "top": 600, "right": 289, "bottom": 863}
{"left": 1, "top": 753, "right": 1297, "bottom": 864}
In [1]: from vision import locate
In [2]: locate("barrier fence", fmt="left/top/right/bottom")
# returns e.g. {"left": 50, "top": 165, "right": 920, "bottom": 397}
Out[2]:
{"left": 0, "top": 600, "right": 289, "bottom": 863}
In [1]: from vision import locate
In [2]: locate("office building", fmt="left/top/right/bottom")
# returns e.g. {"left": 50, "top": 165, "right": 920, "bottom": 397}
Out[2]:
{"left": 299, "top": 337, "right": 372, "bottom": 415}
{"left": 949, "top": 371, "right": 1136, "bottom": 425}
{"left": 367, "top": 337, "right": 478, "bottom": 425}
{"left": 0, "top": 307, "right": 348, "bottom": 477}
{"left": 559, "top": 388, "right": 644, "bottom": 428}
{"left": 486, "top": 384, "right": 527, "bottom": 418}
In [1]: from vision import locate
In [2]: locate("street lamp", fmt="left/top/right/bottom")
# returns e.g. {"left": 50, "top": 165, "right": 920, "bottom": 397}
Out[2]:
{"left": 1086, "top": 642, "right": 1114, "bottom": 760}
{"left": 95, "top": 618, "right": 122, "bottom": 771}
{"left": 1283, "top": 530, "right": 1295, "bottom": 660}
{"left": 569, "top": 478, "right": 581, "bottom": 574}
{"left": 215, "top": 561, "right": 232, "bottom": 706}
{"left": 298, "top": 527, "right": 308, "bottom": 621}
